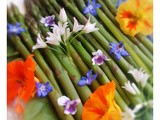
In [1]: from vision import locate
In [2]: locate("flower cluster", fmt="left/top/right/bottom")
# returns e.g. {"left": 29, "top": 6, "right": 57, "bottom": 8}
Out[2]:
{"left": 32, "top": 8, "right": 99, "bottom": 52}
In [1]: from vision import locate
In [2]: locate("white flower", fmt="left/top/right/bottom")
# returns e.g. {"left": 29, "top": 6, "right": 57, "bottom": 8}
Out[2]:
{"left": 73, "top": 17, "right": 84, "bottom": 32}
{"left": 122, "top": 81, "right": 140, "bottom": 95}
{"left": 83, "top": 18, "right": 99, "bottom": 33}
{"left": 59, "top": 8, "right": 67, "bottom": 23}
{"left": 128, "top": 68, "right": 150, "bottom": 87}
{"left": 122, "top": 107, "right": 136, "bottom": 120}
{"left": 64, "top": 28, "right": 71, "bottom": 42}
{"left": 46, "top": 32, "right": 61, "bottom": 45}
{"left": 32, "top": 33, "right": 47, "bottom": 52}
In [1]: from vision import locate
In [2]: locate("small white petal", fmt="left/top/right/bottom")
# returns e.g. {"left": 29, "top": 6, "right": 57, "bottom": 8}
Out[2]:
{"left": 40, "top": 17, "right": 45, "bottom": 24}
{"left": 57, "top": 96, "right": 70, "bottom": 106}
{"left": 73, "top": 17, "right": 84, "bottom": 32}
{"left": 83, "top": 18, "right": 99, "bottom": 33}
{"left": 128, "top": 68, "right": 150, "bottom": 87}
{"left": 32, "top": 33, "right": 47, "bottom": 52}
{"left": 133, "top": 103, "right": 143, "bottom": 113}
{"left": 122, "top": 81, "right": 139, "bottom": 95}
{"left": 122, "top": 107, "right": 136, "bottom": 120}
{"left": 59, "top": 8, "right": 67, "bottom": 23}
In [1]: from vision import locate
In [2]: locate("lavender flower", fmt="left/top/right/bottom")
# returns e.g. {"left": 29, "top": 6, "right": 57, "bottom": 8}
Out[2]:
{"left": 40, "top": 15, "right": 55, "bottom": 27}
{"left": 7, "top": 22, "right": 26, "bottom": 35}
{"left": 109, "top": 42, "right": 129, "bottom": 60}
{"left": 92, "top": 49, "right": 109, "bottom": 65}
{"left": 57, "top": 96, "right": 81, "bottom": 115}
{"left": 78, "top": 70, "right": 97, "bottom": 87}
{"left": 83, "top": 0, "right": 101, "bottom": 16}
{"left": 36, "top": 82, "right": 53, "bottom": 97}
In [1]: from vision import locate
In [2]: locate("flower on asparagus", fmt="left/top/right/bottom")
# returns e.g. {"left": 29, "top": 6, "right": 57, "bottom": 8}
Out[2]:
{"left": 57, "top": 96, "right": 81, "bottom": 115}
{"left": 128, "top": 68, "right": 150, "bottom": 87}
{"left": 92, "top": 49, "right": 109, "bottom": 66}
{"left": 36, "top": 82, "right": 53, "bottom": 97}
{"left": 59, "top": 8, "right": 67, "bottom": 23}
{"left": 78, "top": 70, "right": 97, "bottom": 87}
{"left": 7, "top": 22, "right": 26, "bottom": 35}
{"left": 109, "top": 42, "right": 129, "bottom": 60}
{"left": 83, "top": 0, "right": 101, "bottom": 16}
{"left": 7, "top": 55, "right": 36, "bottom": 113}
{"left": 73, "top": 17, "right": 84, "bottom": 32}
{"left": 32, "top": 33, "right": 47, "bottom": 52}
{"left": 122, "top": 107, "right": 136, "bottom": 120}
{"left": 122, "top": 81, "right": 140, "bottom": 95}
{"left": 116, "top": 0, "right": 153, "bottom": 37}
{"left": 83, "top": 18, "right": 99, "bottom": 33}
{"left": 40, "top": 15, "right": 55, "bottom": 27}
{"left": 82, "top": 81, "right": 122, "bottom": 120}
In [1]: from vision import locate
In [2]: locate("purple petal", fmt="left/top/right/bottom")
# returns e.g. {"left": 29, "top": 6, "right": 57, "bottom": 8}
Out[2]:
{"left": 42, "top": 91, "right": 48, "bottom": 97}
{"left": 115, "top": 52, "right": 122, "bottom": 60}
{"left": 95, "top": 4, "right": 101, "bottom": 8}
{"left": 91, "top": 9, "right": 97, "bottom": 16}
{"left": 37, "top": 91, "right": 42, "bottom": 97}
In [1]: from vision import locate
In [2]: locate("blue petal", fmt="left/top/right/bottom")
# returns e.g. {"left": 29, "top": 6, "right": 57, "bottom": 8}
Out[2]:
{"left": 91, "top": 9, "right": 97, "bottom": 16}
{"left": 120, "top": 49, "right": 129, "bottom": 56}
{"left": 78, "top": 80, "right": 87, "bottom": 87}
{"left": 37, "top": 91, "right": 42, "bottom": 97}
{"left": 83, "top": 7, "right": 91, "bottom": 14}
{"left": 86, "top": 70, "right": 92, "bottom": 78}
{"left": 46, "top": 86, "right": 53, "bottom": 92}
{"left": 88, "top": 73, "right": 97, "bottom": 84}
{"left": 15, "top": 22, "right": 21, "bottom": 27}
{"left": 115, "top": 52, "right": 122, "bottom": 60}
{"left": 42, "top": 91, "right": 48, "bottom": 97}
{"left": 36, "top": 82, "right": 42, "bottom": 88}
{"left": 95, "top": 3, "right": 101, "bottom": 8}
{"left": 92, "top": 0, "right": 97, "bottom": 5}
{"left": 87, "top": 0, "right": 91, "bottom": 5}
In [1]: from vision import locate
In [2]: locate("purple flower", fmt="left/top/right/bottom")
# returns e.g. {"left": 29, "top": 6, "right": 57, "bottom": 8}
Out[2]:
{"left": 78, "top": 70, "right": 97, "bottom": 87}
{"left": 92, "top": 49, "right": 109, "bottom": 66}
{"left": 83, "top": 0, "right": 101, "bottom": 16}
{"left": 7, "top": 22, "right": 26, "bottom": 35}
{"left": 36, "top": 82, "right": 53, "bottom": 97}
{"left": 109, "top": 42, "right": 129, "bottom": 60}
{"left": 40, "top": 15, "right": 55, "bottom": 27}
{"left": 116, "top": 0, "right": 126, "bottom": 8}
{"left": 57, "top": 96, "right": 81, "bottom": 115}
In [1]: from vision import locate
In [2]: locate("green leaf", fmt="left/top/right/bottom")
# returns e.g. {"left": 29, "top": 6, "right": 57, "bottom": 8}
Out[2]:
{"left": 24, "top": 97, "right": 60, "bottom": 120}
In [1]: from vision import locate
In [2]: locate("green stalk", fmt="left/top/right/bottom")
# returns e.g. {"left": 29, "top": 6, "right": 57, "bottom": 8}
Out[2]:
{"left": 9, "top": 5, "right": 62, "bottom": 94}
{"left": 8, "top": 35, "right": 74, "bottom": 120}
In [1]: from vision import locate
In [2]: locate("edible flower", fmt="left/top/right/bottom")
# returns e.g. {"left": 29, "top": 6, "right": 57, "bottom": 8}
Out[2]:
{"left": 78, "top": 70, "right": 97, "bottom": 87}
{"left": 32, "top": 33, "right": 47, "bottom": 52}
{"left": 73, "top": 17, "right": 84, "bottom": 32}
{"left": 7, "top": 55, "right": 36, "bottom": 112}
{"left": 92, "top": 49, "right": 109, "bottom": 66}
{"left": 116, "top": 0, "right": 153, "bottom": 37}
{"left": 57, "top": 96, "right": 81, "bottom": 115}
{"left": 83, "top": 0, "right": 101, "bottom": 16}
{"left": 109, "top": 42, "right": 129, "bottom": 60}
{"left": 36, "top": 82, "right": 53, "bottom": 97}
{"left": 82, "top": 81, "right": 122, "bottom": 120}
{"left": 7, "top": 22, "right": 26, "bottom": 35}
{"left": 40, "top": 15, "right": 55, "bottom": 27}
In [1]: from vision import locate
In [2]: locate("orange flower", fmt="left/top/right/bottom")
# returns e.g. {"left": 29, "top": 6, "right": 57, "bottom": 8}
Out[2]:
{"left": 82, "top": 81, "right": 122, "bottom": 120}
{"left": 116, "top": 0, "right": 153, "bottom": 37}
{"left": 7, "top": 54, "right": 36, "bottom": 112}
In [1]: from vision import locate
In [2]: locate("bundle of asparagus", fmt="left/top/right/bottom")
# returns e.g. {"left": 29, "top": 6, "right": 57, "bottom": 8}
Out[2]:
{"left": 7, "top": 0, "right": 153, "bottom": 120}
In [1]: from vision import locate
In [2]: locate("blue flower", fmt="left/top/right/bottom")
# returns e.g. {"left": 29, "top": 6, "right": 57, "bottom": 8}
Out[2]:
{"left": 7, "top": 22, "right": 26, "bottom": 35}
{"left": 78, "top": 70, "right": 97, "bottom": 87}
{"left": 109, "top": 42, "right": 129, "bottom": 60}
{"left": 83, "top": 0, "right": 101, "bottom": 16}
{"left": 36, "top": 82, "right": 53, "bottom": 97}
{"left": 116, "top": 0, "right": 126, "bottom": 8}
